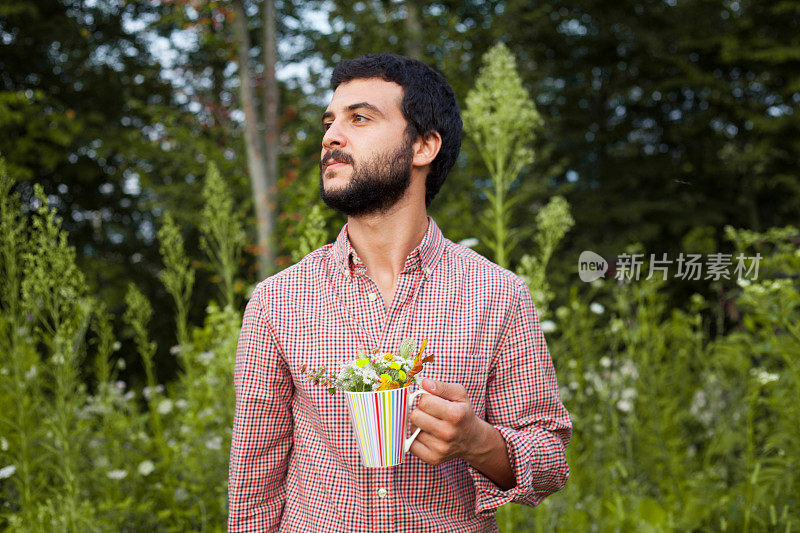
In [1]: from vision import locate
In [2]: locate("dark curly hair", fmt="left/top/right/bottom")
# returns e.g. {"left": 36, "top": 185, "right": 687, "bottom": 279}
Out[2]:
{"left": 331, "top": 53, "right": 462, "bottom": 208}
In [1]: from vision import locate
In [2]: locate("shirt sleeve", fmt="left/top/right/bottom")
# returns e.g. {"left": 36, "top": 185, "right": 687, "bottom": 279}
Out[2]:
{"left": 228, "top": 285, "right": 295, "bottom": 531}
{"left": 467, "top": 280, "right": 572, "bottom": 515}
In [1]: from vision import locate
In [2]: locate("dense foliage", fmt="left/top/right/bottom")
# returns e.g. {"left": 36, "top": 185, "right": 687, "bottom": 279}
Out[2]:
{"left": 1, "top": 0, "right": 798, "bottom": 530}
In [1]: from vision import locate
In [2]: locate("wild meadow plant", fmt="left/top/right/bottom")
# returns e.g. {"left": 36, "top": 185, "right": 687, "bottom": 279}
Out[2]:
{"left": 0, "top": 159, "right": 241, "bottom": 530}
{"left": 499, "top": 230, "right": 799, "bottom": 532}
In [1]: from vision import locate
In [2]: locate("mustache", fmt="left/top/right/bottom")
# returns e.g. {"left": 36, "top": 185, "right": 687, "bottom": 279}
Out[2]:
{"left": 320, "top": 149, "right": 355, "bottom": 170}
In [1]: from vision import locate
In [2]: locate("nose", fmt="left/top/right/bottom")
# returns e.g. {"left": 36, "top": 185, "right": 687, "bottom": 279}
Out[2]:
{"left": 322, "top": 120, "right": 347, "bottom": 151}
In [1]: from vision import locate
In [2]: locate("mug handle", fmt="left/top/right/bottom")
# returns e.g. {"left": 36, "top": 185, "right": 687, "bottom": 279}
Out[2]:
{"left": 404, "top": 389, "right": 429, "bottom": 454}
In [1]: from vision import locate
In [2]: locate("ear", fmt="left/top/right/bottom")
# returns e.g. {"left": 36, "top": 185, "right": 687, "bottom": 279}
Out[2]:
{"left": 412, "top": 131, "right": 442, "bottom": 168}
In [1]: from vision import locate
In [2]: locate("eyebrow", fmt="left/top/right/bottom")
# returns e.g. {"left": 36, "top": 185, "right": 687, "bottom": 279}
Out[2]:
{"left": 322, "top": 102, "right": 385, "bottom": 123}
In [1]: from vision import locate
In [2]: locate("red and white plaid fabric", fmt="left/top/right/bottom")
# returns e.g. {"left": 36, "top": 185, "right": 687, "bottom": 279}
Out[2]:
{"left": 228, "top": 216, "right": 572, "bottom": 532}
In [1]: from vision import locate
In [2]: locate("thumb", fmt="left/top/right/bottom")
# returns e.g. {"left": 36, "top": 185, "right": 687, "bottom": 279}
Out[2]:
{"left": 422, "top": 378, "right": 467, "bottom": 401}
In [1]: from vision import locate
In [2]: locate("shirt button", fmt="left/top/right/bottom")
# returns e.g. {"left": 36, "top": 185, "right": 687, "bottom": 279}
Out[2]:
{"left": 368, "top": 292, "right": 378, "bottom": 301}
{"left": 423, "top": 267, "right": 432, "bottom": 276}
{"left": 377, "top": 487, "right": 388, "bottom": 499}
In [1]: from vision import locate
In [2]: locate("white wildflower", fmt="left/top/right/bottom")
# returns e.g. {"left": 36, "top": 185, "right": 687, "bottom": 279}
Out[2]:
{"left": 169, "top": 345, "right": 182, "bottom": 356}
{"left": 736, "top": 278, "right": 751, "bottom": 288}
{"left": 458, "top": 237, "right": 479, "bottom": 248}
{"left": 0, "top": 465, "right": 16, "bottom": 479}
{"left": 51, "top": 353, "right": 65, "bottom": 364}
{"left": 116, "top": 358, "right": 126, "bottom": 370}
{"left": 621, "top": 387, "right": 637, "bottom": 401}
{"left": 157, "top": 399, "right": 173, "bottom": 415}
{"left": 106, "top": 469, "right": 128, "bottom": 480}
{"left": 95, "top": 455, "right": 110, "bottom": 468}
{"left": 540, "top": 320, "right": 557, "bottom": 333}
{"left": 123, "top": 391, "right": 135, "bottom": 401}
{"left": 0, "top": 437, "right": 8, "bottom": 451}
{"left": 616, "top": 399, "right": 633, "bottom": 412}
{"left": 590, "top": 302, "right": 605, "bottom": 315}
{"left": 112, "top": 341, "right": 121, "bottom": 351}
{"left": 752, "top": 369, "right": 778, "bottom": 385}
{"left": 174, "top": 488, "right": 188, "bottom": 502}
{"left": 197, "top": 351, "right": 215, "bottom": 365}
{"left": 205, "top": 436, "right": 222, "bottom": 450}
{"left": 175, "top": 399, "right": 188, "bottom": 409}
{"left": 600, "top": 356, "right": 611, "bottom": 368}
{"left": 25, "top": 365, "right": 37, "bottom": 380}
{"left": 137, "top": 460, "right": 155, "bottom": 476}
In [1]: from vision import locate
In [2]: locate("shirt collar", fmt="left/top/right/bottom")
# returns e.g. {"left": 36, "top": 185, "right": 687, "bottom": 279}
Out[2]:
{"left": 331, "top": 216, "right": 444, "bottom": 280}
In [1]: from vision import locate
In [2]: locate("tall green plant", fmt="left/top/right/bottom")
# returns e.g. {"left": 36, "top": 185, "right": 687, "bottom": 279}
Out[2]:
{"left": 199, "top": 161, "right": 244, "bottom": 310}
{"left": 291, "top": 202, "right": 328, "bottom": 263}
{"left": 516, "top": 196, "right": 574, "bottom": 319}
{"left": 463, "top": 42, "right": 543, "bottom": 270}
{"left": 157, "top": 211, "right": 195, "bottom": 348}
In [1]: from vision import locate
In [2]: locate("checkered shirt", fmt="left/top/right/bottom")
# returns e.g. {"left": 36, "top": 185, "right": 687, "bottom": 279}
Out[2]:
{"left": 228, "top": 216, "right": 572, "bottom": 532}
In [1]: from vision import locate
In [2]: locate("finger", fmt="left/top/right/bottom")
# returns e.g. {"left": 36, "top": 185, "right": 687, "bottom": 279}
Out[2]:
{"left": 408, "top": 437, "right": 437, "bottom": 465}
{"left": 410, "top": 405, "right": 455, "bottom": 442}
{"left": 422, "top": 378, "right": 468, "bottom": 402}
{"left": 417, "top": 393, "right": 460, "bottom": 423}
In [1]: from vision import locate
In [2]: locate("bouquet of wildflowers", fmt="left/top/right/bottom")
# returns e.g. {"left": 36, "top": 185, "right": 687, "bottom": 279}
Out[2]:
{"left": 299, "top": 338, "right": 434, "bottom": 395}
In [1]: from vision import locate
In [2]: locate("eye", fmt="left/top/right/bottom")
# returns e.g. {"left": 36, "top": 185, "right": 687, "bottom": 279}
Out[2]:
{"left": 353, "top": 114, "right": 368, "bottom": 124}
{"left": 322, "top": 121, "right": 332, "bottom": 131}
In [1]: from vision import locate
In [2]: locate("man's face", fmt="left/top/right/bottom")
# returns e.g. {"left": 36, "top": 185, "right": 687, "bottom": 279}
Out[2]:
{"left": 319, "top": 78, "right": 416, "bottom": 217}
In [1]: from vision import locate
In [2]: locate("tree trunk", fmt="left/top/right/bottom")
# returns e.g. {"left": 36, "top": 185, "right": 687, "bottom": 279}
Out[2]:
{"left": 404, "top": 0, "right": 423, "bottom": 59}
{"left": 231, "top": 0, "right": 275, "bottom": 281}
{"left": 261, "top": 0, "right": 280, "bottom": 260}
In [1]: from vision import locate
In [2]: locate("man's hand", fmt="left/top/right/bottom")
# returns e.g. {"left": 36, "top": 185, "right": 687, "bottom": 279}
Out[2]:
{"left": 407, "top": 377, "right": 485, "bottom": 466}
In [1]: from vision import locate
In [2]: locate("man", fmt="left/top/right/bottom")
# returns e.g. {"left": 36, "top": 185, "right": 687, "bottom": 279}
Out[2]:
{"left": 228, "top": 53, "right": 572, "bottom": 532}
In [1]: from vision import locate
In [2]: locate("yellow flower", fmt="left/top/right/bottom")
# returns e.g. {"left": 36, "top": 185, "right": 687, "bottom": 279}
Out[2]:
{"left": 389, "top": 362, "right": 400, "bottom": 370}
{"left": 380, "top": 373, "right": 392, "bottom": 383}
{"left": 356, "top": 358, "right": 370, "bottom": 368}
{"left": 383, "top": 353, "right": 394, "bottom": 361}
{"left": 398, "top": 370, "right": 407, "bottom": 380}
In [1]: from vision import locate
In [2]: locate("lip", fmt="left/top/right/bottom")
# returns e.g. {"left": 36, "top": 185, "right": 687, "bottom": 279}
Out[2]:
{"left": 324, "top": 161, "right": 349, "bottom": 170}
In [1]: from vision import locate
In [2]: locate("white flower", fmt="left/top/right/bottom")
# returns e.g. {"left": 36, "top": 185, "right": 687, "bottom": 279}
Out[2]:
{"left": 736, "top": 278, "right": 751, "bottom": 288}
{"left": 95, "top": 456, "right": 110, "bottom": 468}
{"left": 137, "top": 460, "right": 155, "bottom": 476}
{"left": 616, "top": 399, "right": 633, "bottom": 412}
{"left": 197, "top": 351, "right": 215, "bottom": 365}
{"left": 458, "top": 237, "right": 479, "bottom": 248}
{"left": 0, "top": 465, "right": 16, "bottom": 479}
{"left": 112, "top": 341, "right": 121, "bottom": 351}
{"left": 170, "top": 345, "right": 182, "bottom": 355}
{"left": 106, "top": 469, "right": 128, "bottom": 480}
{"left": 51, "top": 353, "right": 65, "bottom": 364}
{"left": 24, "top": 365, "right": 37, "bottom": 380}
{"left": 751, "top": 369, "right": 778, "bottom": 385}
{"left": 541, "top": 320, "right": 557, "bottom": 333}
{"left": 175, "top": 399, "right": 188, "bottom": 409}
{"left": 205, "top": 436, "right": 222, "bottom": 450}
{"left": 157, "top": 399, "right": 173, "bottom": 415}
{"left": 0, "top": 437, "right": 8, "bottom": 451}
{"left": 174, "top": 488, "right": 188, "bottom": 501}
{"left": 600, "top": 356, "right": 611, "bottom": 368}
{"left": 143, "top": 384, "right": 165, "bottom": 400}
{"left": 590, "top": 302, "right": 605, "bottom": 315}
{"left": 123, "top": 391, "right": 135, "bottom": 401}
{"left": 116, "top": 358, "right": 126, "bottom": 370}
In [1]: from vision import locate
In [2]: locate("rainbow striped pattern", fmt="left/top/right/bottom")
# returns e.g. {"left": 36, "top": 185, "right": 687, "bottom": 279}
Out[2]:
{"left": 344, "top": 387, "right": 419, "bottom": 468}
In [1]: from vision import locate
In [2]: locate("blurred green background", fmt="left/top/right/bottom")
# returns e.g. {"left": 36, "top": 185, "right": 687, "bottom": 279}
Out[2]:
{"left": 0, "top": 0, "right": 798, "bottom": 531}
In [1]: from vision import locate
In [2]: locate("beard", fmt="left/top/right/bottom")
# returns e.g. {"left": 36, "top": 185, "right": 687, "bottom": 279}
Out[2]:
{"left": 319, "top": 135, "right": 414, "bottom": 217}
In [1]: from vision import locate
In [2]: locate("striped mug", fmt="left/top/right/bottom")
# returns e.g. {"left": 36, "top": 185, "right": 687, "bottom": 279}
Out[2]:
{"left": 343, "top": 387, "right": 429, "bottom": 468}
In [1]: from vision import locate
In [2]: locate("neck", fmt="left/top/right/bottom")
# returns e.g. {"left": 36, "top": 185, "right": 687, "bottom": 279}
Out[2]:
{"left": 346, "top": 200, "right": 429, "bottom": 284}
